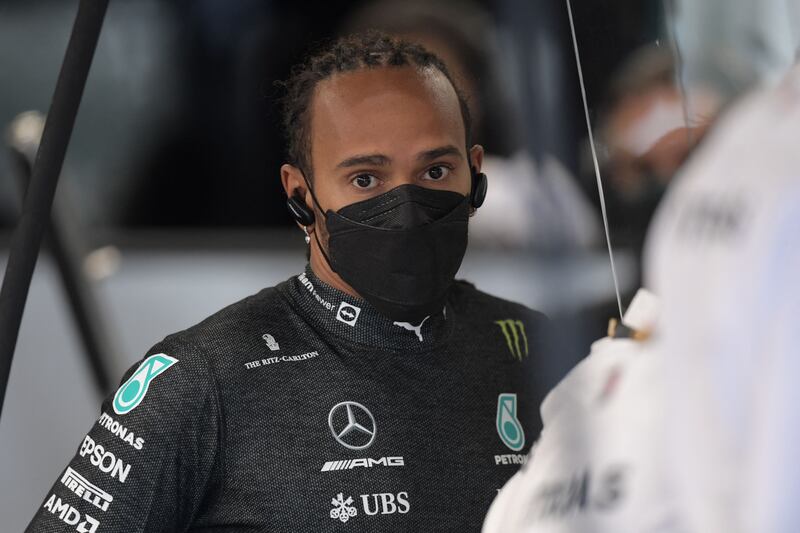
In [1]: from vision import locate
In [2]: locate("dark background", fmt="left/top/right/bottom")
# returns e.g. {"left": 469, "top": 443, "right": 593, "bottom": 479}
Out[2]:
{"left": 0, "top": 0, "right": 662, "bottom": 232}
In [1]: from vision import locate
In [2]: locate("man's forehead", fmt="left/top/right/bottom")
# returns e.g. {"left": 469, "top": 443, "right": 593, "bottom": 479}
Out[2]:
{"left": 309, "top": 66, "right": 466, "bottom": 164}
{"left": 314, "top": 65, "right": 458, "bottom": 107}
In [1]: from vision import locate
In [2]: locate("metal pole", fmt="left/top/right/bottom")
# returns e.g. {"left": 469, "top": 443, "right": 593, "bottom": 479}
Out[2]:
{"left": 7, "top": 112, "right": 115, "bottom": 396}
{"left": 0, "top": 0, "right": 110, "bottom": 420}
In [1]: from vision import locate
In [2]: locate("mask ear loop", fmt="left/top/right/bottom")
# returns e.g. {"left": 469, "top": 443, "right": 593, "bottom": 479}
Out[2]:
{"left": 300, "top": 172, "right": 326, "bottom": 214}
{"left": 298, "top": 172, "right": 337, "bottom": 272}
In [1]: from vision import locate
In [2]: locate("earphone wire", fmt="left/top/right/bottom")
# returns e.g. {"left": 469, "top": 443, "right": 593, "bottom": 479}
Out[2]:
{"left": 565, "top": 0, "right": 624, "bottom": 318}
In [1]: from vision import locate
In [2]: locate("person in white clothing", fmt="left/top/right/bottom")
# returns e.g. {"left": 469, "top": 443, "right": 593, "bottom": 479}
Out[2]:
{"left": 484, "top": 63, "right": 800, "bottom": 533}
{"left": 483, "top": 289, "right": 690, "bottom": 533}
{"left": 646, "top": 62, "right": 800, "bottom": 533}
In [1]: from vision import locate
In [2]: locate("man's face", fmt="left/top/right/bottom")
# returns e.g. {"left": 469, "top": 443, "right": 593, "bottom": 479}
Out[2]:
{"left": 306, "top": 65, "right": 479, "bottom": 214}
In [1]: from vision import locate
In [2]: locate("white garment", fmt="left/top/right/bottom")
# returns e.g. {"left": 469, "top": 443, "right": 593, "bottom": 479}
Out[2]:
{"left": 483, "top": 291, "right": 685, "bottom": 533}
{"left": 645, "top": 64, "right": 800, "bottom": 533}
{"left": 484, "top": 65, "right": 800, "bottom": 533}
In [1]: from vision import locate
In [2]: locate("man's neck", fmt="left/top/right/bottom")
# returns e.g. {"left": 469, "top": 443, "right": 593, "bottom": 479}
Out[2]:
{"left": 309, "top": 244, "right": 362, "bottom": 301}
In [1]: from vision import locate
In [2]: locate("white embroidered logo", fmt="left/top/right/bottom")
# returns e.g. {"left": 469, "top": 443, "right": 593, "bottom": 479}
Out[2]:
{"left": 336, "top": 302, "right": 361, "bottom": 327}
{"left": 330, "top": 493, "right": 358, "bottom": 523}
{"left": 262, "top": 334, "right": 279, "bottom": 351}
{"left": 392, "top": 316, "right": 430, "bottom": 342}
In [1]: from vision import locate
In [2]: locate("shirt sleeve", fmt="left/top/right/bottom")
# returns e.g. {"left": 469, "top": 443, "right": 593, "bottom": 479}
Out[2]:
{"left": 25, "top": 336, "right": 221, "bottom": 533}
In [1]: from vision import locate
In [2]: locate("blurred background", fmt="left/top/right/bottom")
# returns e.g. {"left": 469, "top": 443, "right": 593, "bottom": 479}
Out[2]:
{"left": 0, "top": 0, "right": 796, "bottom": 530}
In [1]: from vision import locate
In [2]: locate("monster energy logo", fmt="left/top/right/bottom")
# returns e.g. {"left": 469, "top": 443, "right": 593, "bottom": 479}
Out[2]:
{"left": 495, "top": 320, "right": 528, "bottom": 361}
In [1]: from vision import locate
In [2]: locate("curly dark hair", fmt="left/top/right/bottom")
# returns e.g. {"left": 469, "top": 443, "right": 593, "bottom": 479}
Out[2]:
{"left": 279, "top": 31, "right": 472, "bottom": 180}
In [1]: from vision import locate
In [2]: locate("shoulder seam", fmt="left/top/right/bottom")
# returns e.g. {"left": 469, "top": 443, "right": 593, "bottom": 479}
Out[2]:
{"left": 170, "top": 335, "right": 227, "bottom": 525}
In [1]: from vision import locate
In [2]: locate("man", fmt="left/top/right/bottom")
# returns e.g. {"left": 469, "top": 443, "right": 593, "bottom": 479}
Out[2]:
{"left": 27, "top": 32, "right": 549, "bottom": 532}
{"left": 644, "top": 62, "right": 800, "bottom": 533}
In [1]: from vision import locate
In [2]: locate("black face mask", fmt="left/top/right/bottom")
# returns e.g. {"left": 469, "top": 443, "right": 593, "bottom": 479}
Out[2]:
{"left": 318, "top": 184, "right": 470, "bottom": 322}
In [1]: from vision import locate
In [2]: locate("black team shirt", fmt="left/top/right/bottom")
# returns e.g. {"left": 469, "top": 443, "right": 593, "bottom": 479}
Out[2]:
{"left": 27, "top": 265, "right": 549, "bottom": 532}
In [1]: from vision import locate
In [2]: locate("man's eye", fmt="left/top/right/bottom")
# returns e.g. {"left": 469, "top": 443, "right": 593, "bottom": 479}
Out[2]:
{"left": 353, "top": 174, "right": 379, "bottom": 189}
{"left": 424, "top": 165, "right": 450, "bottom": 180}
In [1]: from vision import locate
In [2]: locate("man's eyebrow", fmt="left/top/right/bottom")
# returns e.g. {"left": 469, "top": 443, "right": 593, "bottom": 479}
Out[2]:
{"left": 417, "top": 145, "right": 463, "bottom": 162}
{"left": 335, "top": 146, "right": 463, "bottom": 169}
{"left": 336, "top": 154, "right": 391, "bottom": 168}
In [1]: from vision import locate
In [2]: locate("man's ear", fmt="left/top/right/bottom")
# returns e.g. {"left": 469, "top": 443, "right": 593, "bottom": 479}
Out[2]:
{"left": 469, "top": 144, "right": 485, "bottom": 173}
{"left": 281, "top": 163, "right": 317, "bottom": 228}
{"left": 281, "top": 163, "right": 307, "bottom": 201}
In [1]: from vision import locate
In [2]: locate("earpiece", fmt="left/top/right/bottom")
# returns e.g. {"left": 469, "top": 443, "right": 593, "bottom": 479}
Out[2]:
{"left": 286, "top": 192, "right": 315, "bottom": 226}
{"left": 470, "top": 167, "right": 488, "bottom": 209}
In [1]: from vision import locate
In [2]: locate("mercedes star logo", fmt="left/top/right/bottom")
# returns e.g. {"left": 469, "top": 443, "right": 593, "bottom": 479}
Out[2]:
{"left": 328, "top": 401, "right": 377, "bottom": 450}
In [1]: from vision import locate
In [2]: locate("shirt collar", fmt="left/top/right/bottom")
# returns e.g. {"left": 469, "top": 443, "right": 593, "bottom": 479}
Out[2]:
{"left": 281, "top": 264, "right": 453, "bottom": 351}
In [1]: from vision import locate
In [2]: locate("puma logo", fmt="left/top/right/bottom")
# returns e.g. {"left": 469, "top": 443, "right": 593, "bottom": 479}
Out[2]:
{"left": 392, "top": 316, "right": 430, "bottom": 342}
